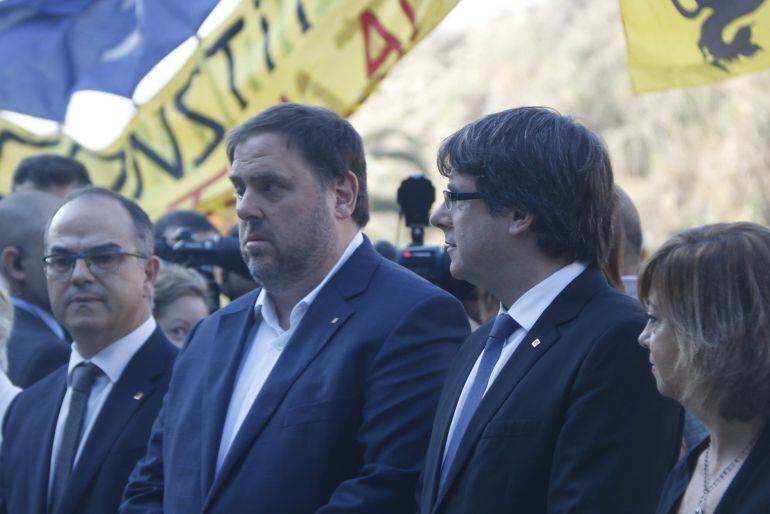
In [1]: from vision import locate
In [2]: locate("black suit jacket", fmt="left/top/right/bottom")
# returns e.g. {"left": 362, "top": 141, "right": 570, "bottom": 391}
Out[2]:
{"left": 121, "top": 239, "right": 470, "bottom": 514}
{"left": 655, "top": 425, "right": 770, "bottom": 514}
{"left": 0, "top": 326, "right": 177, "bottom": 514}
{"left": 6, "top": 307, "right": 70, "bottom": 388}
{"left": 419, "top": 267, "right": 682, "bottom": 514}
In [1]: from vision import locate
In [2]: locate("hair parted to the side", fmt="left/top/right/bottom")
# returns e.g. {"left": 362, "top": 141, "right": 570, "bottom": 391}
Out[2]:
{"left": 226, "top": 103, "right": 369, "bottom": 226}
{"left": 437, "top": 106, "right": 615, "bottom": 267}
{"left": 47, "top": 187, "right": 155, "bottom": 257}
{"left": 638, "top": 222, "right": 770, "bottom": 422}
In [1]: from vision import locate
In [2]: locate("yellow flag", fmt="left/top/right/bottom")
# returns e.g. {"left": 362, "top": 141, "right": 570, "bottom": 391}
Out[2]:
{"left": 0, "top": 0, "right": 460, "bottom": 219}
{"left": 621, "top": 0, "right": 770, "bottom": 93}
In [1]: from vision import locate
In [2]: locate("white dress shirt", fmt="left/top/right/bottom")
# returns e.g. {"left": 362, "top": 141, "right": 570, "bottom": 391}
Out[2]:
{"left": 216, "top": 231, "right": 364, "bottom": 472}
{"left": 48, "top": 316, "right": 156, "bottom": 497}
{"left": 443, "top": 262, "right": 587, "bottom": 459}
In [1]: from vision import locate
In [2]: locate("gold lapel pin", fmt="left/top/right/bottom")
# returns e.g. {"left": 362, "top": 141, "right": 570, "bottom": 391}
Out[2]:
{"left": 531, "top": 339, "right": 541, "bottom": 348}
{"left": 133, "top": 392, "right": 144, "bottom": 401}
{"left": 331, "top": 317, "right": 339, "bottom": 324}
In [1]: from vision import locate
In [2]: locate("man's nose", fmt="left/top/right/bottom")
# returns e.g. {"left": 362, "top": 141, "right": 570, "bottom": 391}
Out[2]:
{"left": 235, "top": 189, "right": 265, "bottom": 221}
{"left": 430, "top": 202, "right": 451, "bottom": 230}
{"left": 70, "top": 258, "right": 95, "bottom": 283}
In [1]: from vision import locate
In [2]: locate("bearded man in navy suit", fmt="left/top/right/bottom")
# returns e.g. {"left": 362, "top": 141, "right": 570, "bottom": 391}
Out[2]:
{"left": 121, "top": 103, "right": 470, "bottom": 514}
{"left": 418, "top": 107, "right": 681, "bottom": 514}
{"left": 0, "top": 188, "right": 177, "bottom": 514}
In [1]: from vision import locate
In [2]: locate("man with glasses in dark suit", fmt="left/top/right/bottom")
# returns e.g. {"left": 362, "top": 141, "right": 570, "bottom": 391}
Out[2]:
{"left": 418, "top": 107, "right": 681, "bottom": 514}
{"left": 0, "top": 188, "right": 177, "bottom": 514}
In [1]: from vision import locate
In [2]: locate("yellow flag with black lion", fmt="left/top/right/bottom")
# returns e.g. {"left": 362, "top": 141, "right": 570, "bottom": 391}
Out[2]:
{"left": 621, "top": 0, "right": 770, "bottom": 92}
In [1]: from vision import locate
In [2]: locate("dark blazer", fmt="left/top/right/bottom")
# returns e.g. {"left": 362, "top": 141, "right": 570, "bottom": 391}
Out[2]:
{"left": 655, "top": 425, "right": 770, "bottom": 514}
{"left": 0, "top": 327, "right": 177, "bottom": 514}
{"left": 6, "top": 307, "right": 70, "bottom": 388}
{"left": 121, "top": 239, "right": 470, "bottom": 514}
{"left": 418, "top": 267, "right": 682, "bottom": 514}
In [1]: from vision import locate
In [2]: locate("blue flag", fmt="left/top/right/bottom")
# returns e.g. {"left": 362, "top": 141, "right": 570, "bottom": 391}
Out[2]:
{"left": 0, "top": 0, "right": 219, "bottom": 121}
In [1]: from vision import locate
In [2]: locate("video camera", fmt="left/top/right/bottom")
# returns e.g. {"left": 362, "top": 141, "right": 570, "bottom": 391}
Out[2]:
{"left": 396, "top": 175, "right": 473, "bottom": 301}
{"left": 154, "top": 230, "right": 250, "bottom": 278}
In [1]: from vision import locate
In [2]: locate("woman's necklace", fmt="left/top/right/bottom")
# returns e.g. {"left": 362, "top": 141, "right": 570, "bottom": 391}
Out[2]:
{"left": 694, "top": 436, "right": 758, "bottom": 514}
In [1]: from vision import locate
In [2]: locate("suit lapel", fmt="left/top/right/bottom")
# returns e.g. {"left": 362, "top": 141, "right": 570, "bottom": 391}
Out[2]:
{"left": 423, "top": 327, "right": 488, "bottom": 507}
{"left": 28, "top": 371, "right": 67, "bottom": 514}
{"left": 432, "top": 268, "right": 608, "bottom": 512}
{"left": 200, "top": 296, "right": 259, "bottom": 494}
{"left": 202, "top": 240, "right": 378, "bottom": 511}
{"left": 54, "top": 329, "right": 171, "bottom": 514}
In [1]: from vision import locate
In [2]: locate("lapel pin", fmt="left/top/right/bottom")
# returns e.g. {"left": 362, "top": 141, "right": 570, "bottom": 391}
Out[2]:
{"left": 531, "top": 339, "right": 541, "bottom": 348}
{"left": 133, "top": 392, "right": 144, "bottom": 401}
{"left": 331, "top": 317, "right": 339, "bottom": 324}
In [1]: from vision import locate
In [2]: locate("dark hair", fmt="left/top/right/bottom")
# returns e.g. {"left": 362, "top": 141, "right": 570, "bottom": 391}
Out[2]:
{"left": 12, "top": 155, "right": 91, "bottom": 190}
{"left": 50, "top": 187, "right": 155, "bottom": 256}
{"left": 437, "top": 107, "right": 614, "bottom": 267}
{"left": 154, "top": 210, "right": 218, "bottom": 240}
{"left": 638, "top": 222, "right": 770, "bottom": 422}
{"left": 226, "top": 103, "right": 369, "bottom": 226}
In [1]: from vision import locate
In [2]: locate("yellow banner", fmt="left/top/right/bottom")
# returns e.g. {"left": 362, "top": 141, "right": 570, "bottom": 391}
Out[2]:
{"left": 0, "top": 0, "right": 459, "bottom": 218}
{"left": 621, "top": 0, "right": 770, "bottom": 93}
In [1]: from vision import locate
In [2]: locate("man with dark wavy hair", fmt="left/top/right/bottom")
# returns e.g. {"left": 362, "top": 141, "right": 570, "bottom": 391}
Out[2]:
{"left": 419, "top": 107, "right": 681, "bottom": 514}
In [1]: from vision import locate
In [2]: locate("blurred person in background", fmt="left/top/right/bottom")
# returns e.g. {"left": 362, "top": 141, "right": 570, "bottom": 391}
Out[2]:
{"left": 12, "top": 155, "right": 91, "bottom": 197}
{"left": 0, "top": 188, "right": 177, "bottom": 514}
{"left": 0, "top": 276, "right": 21, "bottom": 443}
{"left": 0, "top": 191, "right": 69, "bottom": 387}
{"left": 639, "top": 222, "right": 770, "bottom": 514}
{"left": 153, "top": 210, "right": 219, "bottom": 246}
{"left": 153, "top": 263, "right": 211, "bottom": 347}
{"left": 616, "top": 186, "right": 645, "bottom": 297}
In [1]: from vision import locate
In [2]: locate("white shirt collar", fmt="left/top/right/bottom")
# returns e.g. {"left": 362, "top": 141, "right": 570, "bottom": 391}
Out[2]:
{"left": 500, "top": 262, "right": 588, "bottom": 331}
{"left": 67, "top": 316, "right": 157, "bottom": 385}
{"left": 255, "top": 231, "right": 364, "bottom": 335}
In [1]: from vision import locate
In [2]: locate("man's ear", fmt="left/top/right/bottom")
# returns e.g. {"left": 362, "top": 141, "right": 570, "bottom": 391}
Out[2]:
{"left": 143, "top": 256, "right": 161, "bottom": 292}
{"left": 1, "top": 246, "right": 25, "bottom": 282}
{"left": 332, "top": 171, "right": 359, "bottom": 220}
{"left": 509, "top": 209, "right": 534, "bottom": 236}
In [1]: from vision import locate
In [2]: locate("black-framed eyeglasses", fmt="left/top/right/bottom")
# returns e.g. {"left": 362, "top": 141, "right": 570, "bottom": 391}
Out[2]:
{"left": 42, "top": 249, "right": 148, "bottom": 277}
{"left": 442, "top": 190, "right": 486, "bottom": 210}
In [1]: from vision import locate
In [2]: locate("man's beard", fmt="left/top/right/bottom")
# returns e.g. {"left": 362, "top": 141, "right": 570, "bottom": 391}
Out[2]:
{"left": 240, "top": 203, "right": 335, "bottom": 293}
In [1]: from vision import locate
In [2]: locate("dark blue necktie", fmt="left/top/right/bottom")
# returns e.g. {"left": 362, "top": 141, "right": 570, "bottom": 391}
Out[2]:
{"left": 49, "top": 362, "right": 101, "bottom": 513}
{"left": 439, "top": 313, "right": 520, "bottom": 491}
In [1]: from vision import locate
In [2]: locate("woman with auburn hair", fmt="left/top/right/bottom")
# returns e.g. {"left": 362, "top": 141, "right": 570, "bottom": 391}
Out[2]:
{"left": 638, "top": 222, "right": 770, "bottom": 514}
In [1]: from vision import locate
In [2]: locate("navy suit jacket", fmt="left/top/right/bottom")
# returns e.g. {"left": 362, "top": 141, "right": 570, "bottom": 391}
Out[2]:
{"left": 655, "top": 425, "right": 770, "bottom": 514}
{"left": 121, "top": 240, "right": 470, "bottom": 514}
{"left": 418, "top": 267, "right": 682, "bottom": 514}
{"left": 0, "top": 327, "right": 177, "bottom": 514}
{"left": 6, "top": 307, "right": 70, "bottom": 388}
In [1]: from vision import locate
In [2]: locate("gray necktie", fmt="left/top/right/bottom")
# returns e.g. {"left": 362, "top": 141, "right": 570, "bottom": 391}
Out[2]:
{"left": 49, "top": 362, "right": 101, "bottom": 512}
